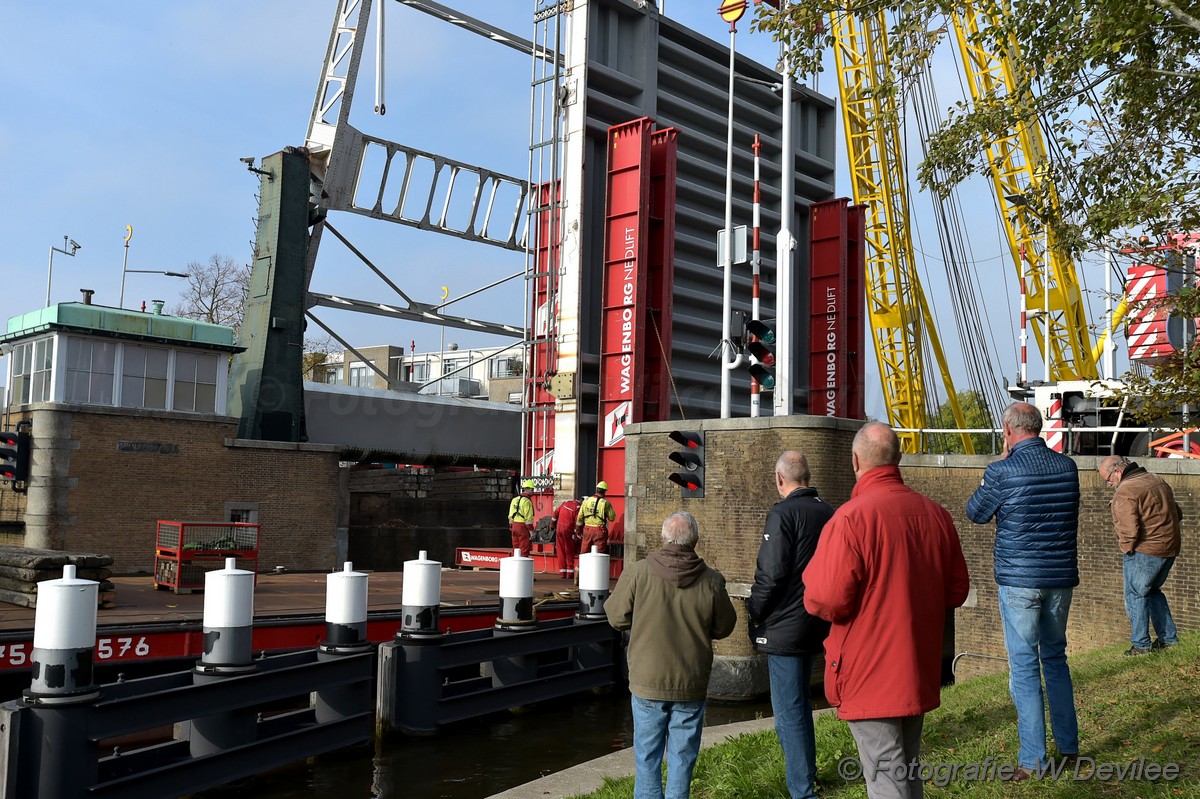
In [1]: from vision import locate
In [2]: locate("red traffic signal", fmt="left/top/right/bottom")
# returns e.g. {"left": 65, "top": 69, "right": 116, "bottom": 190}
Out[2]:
{"left": 743, "top": 319, "right": 776, "bottom": 390}
{"left": 0, "top": 427, "right": 31, "bottom": 490}
{"left": 667, "top": 430, "right": 705, "bottom": 498}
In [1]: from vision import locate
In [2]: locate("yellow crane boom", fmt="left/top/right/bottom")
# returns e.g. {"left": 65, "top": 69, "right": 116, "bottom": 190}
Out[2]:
{"left": 950, "top": 7, "right": 1098, "bottom": 381}
{"left": 831, "top": 9, "right": 974, "bottom": 453}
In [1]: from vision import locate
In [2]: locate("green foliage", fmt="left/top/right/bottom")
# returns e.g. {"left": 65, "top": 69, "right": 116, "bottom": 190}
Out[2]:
{"left": 752, "top": 0, "right": 1200, "bottom": 437}
{"left": 926, "top": 390, "right": 999, "bottom": 454}
{"left": 753, "top": 0, "right": 1200, "bottom": 249}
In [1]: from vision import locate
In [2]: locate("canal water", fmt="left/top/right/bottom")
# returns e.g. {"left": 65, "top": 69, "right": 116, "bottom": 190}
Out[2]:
{"left": 193, "top": 689, "right": 773, "bottom": 799}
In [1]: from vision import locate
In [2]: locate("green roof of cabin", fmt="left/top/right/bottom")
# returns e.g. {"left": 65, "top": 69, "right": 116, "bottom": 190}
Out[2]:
{"left": 1, "top": 303, "right": 241, "bottom": 351}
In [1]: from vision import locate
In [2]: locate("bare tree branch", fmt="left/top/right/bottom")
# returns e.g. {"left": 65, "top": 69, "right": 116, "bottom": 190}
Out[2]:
{"left": 172, "top": 254, "right": 251, "bottom": 332}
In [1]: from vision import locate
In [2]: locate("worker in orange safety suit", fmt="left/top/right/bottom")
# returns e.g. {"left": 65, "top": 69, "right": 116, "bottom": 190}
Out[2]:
{"left": 508, "top": 479, "right": 535, "bottom": 557}
{"left": 553, "top": 496, "right": 583, "bottom": 579}
{"left": 576, "top": 481, "right": 617, "bottom": 555}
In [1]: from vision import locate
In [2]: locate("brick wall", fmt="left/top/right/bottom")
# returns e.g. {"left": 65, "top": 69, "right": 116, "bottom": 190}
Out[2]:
{"left": 626, "top": 416, "right": 860, "bottom": 676}
{"left": 903, "top": 454, "right": 1200, "bottom": 680}
{"left": 14, "top": 405, "right": 342, "bottom": 575}
{"left": 625, "top": 419, "right": 1200, "bottom": 690}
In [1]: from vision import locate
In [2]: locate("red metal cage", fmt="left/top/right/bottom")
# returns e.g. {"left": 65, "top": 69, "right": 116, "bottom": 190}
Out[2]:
{"left": 153, "top": 521, "right": 260, "bottom": 594}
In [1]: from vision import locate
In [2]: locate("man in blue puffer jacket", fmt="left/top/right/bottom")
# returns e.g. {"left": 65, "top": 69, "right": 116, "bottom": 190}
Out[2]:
{"left": 967, "top": 402, "right": 1080, "bottom": 780}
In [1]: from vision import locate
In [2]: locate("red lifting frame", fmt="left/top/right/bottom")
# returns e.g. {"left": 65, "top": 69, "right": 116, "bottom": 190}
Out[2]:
{"left": 525, "top": 182, "right": 561, "bottom": 517}
{"left": 645, "top": 127, "right": 678, "bottom": 422}
{"left": 597, "top": 119, "right": 653, "bottom": 520}
{"left": 596, "top": 118, "right": 679, "bottom": 525}
{"left": 808, "top": 198, "right": 866, "bottom": 419}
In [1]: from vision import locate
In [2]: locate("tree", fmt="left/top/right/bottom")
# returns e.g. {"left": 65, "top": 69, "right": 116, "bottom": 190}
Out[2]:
{"left": 926, "top": 390, "right": 998, "bottom": 454}
{"left": 302, "top": 334, "right": 339, "bottom": 382}
{"left": 754, "top": 1, "right": 1200, "bottom": 418}
{"left": 173, "top": 254, "right": 251, "bottom": 331}
{"left": 754, "top": 1, "right": 1200, "bottom": 249}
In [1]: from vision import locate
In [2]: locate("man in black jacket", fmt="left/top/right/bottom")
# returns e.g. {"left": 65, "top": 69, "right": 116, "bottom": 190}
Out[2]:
{"left": 748, "top": 450, "right": 834, "bottom": 799}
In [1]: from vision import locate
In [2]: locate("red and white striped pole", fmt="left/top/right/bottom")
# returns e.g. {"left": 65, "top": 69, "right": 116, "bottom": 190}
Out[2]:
{"left": 1018, "top": 243, "right": 1028, "bottom": 384}
{"left": 750, "top": 134, "right": 763, "bottom": 417}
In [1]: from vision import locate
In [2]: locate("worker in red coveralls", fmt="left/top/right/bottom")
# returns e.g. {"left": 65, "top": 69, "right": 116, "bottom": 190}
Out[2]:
{"left": 553, "top": 496, "right": 583, "bottom": 580}
{"left": 576, "top": 481, "right": 617, "bottom": 555}
{"left": 508, "top": 479, "right": 535, "bottom": 557}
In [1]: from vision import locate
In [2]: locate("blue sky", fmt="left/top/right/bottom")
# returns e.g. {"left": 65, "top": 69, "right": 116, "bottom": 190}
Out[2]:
{"left": 1, "top": 2, "right": 781, "bottom": 344}
{"left": 0, "top": 1, "right": 1127, "bottom": 421}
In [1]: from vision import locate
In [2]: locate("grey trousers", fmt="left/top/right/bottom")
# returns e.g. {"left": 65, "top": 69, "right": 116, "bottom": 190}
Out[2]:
{"left": 847, "top": 716, "right": 925, "bottom": 799}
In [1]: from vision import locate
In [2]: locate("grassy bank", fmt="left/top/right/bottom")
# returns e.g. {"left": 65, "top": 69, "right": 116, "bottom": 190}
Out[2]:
{"left": 570, "top": 634, "right": 1199, "bottom": 798}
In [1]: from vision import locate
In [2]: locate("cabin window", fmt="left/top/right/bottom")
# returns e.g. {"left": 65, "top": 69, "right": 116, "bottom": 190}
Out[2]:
{"left": 8, "top": 337, "right": 54, "bottom": 405}
{"left": 172, "top": 351, "right": 219, "bottom": 413}
{"left": 64, "top": 337, "right": 116, "bottom": 405}
{"left": 120, "top": 344, "right": 170, "bottom": 409}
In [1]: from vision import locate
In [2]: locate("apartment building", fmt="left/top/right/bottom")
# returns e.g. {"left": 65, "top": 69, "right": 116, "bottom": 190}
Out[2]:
{"left": 312, "top": 342, "right": 524, "bottom": 404}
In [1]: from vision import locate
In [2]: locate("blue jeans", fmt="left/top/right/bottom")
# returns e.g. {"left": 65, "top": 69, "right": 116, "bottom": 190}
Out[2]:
{"left": 1123, "top": 552, "right": 1178, "bottom": 649}
{"left": 768, "top": 654, "right": 818, "bottom": 799}
{"left": 997, "top": 586, "right": 1080, "bottom": 769}
{"left": 631, "top": 694, "right": 706, "bottom": 799}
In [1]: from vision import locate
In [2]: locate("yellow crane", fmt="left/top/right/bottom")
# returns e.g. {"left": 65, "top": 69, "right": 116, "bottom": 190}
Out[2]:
{"left": 830, "top": 9, "right": 973, "bottom": 453}
{"left": 827, "top": 2, "right": 1115, "bottom": 452}
{"left": 950, "top": 8, "right": 1100, "bottom": 381}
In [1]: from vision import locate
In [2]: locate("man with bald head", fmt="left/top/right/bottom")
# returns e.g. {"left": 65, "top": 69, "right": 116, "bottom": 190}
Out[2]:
{"left": 967, "top": 401, "right": 1081, "bottom": 780}
{"left": 1098, "top": 454, "right": 1181, "bottom": 654}
{"left": 804, "top": 423, "right": 970, "bottom": 799}
{"left": 748, "top": 450, "right": 834, "bottom": 799}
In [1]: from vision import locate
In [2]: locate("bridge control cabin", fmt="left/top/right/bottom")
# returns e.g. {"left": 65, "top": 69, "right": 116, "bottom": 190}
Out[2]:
{"left": 0, "top": 297, "right": 342, "bottom": 576}
{"left": 2, "top": 299, "right": 238, "bottom": 415}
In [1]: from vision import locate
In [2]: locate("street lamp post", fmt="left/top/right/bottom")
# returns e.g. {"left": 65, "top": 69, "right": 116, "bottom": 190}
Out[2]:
{"left": 119, "top": 226, "right": 188, "bottom": 307}
{"left": 119, "top": 225, "right": 133, "bottom": 308}
{"left": 718, "top": 0, "right": 747, "bottom": 419}
{"left": 775, "top": 0, "right": 794, "bottom": 417}
{"left": 46, "top": 236, "right": 82, "bottom": 307}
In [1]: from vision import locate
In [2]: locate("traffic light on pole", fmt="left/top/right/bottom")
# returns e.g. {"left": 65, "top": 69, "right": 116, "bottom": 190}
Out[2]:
{"left": 0, "top": 427, "right": 30, "bottom": 492}
{"left": 667, "top": 430, "right": 705, "bottom": 499}
{"left": 744, "top": 318, "right": 776, "bottom": 390}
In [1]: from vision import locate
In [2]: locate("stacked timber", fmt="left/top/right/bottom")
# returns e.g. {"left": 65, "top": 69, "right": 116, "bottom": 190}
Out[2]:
{"left": 429, "top": 470, "right": 512, "bottom": 501}
{"left": 348, "top": 467, "right": 434, "bottom": 498}
{"left": 0, "top": 546, "right": 116, "bottom": 609}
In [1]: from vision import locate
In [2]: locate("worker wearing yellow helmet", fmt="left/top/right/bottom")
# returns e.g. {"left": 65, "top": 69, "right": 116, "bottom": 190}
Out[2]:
{"left": 508, "top": 479, "right": 536, "bottom": 557}
{"left": 575, "top": 480, "right": 617, "bottom": 555}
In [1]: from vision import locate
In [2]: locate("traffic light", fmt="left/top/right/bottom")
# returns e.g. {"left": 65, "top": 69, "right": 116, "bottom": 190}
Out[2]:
{"left": 744, "top": 318, "right": 776, "bottom": 390}
{"left": 667, "top": 430, "right": 704, "bottom": 499}
{"left": 0, "top": 425, "right": 31, "bottom": 493}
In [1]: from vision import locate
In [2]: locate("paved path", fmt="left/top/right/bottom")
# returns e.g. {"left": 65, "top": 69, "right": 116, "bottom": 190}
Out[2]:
{"left": 487, "top": 709, "right": 836, "bottom": 799}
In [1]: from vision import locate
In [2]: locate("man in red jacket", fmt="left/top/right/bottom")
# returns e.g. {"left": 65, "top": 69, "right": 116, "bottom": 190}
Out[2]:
{"left": 804, "top": 423, "right": 970, "bottom": 799}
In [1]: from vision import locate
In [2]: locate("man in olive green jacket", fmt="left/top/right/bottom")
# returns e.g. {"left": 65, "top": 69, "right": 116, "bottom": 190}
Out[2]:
{"left": 606, "top": 511, "right": 737, "bottom": 799}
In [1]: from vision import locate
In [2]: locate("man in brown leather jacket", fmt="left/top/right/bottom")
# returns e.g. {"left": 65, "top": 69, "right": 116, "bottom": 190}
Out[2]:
{"left": 1099, "top": 456, "right": 1182, "bottom": 655}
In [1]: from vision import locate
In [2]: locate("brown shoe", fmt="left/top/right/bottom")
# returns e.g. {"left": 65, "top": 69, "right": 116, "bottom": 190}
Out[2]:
{"left": 1009, "top": 767, "right": 1032, "bottom": 782}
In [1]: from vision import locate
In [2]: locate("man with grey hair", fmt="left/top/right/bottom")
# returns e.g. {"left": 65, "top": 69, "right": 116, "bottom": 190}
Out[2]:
{"left": 805, "top": 423, "right": 969, "bottom": 799}
{"left": 748, "top": 450, "right": 833, "bottom": 799}
{"left": 1098, "top": 454, "right": 1182, "bottom": 654}
{"left": 967, "top": 401, "right": 1080, "bottom": 780}
{"left": 606, "top": 511, "right": 737, "bottom": 799}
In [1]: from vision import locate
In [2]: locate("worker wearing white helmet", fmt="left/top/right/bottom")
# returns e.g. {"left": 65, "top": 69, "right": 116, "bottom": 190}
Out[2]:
{"left": 508, "top": 479, "right": 536, "bottom": 557}
{"left": 575, "top": 480, "right": 617, "bottom": 555}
